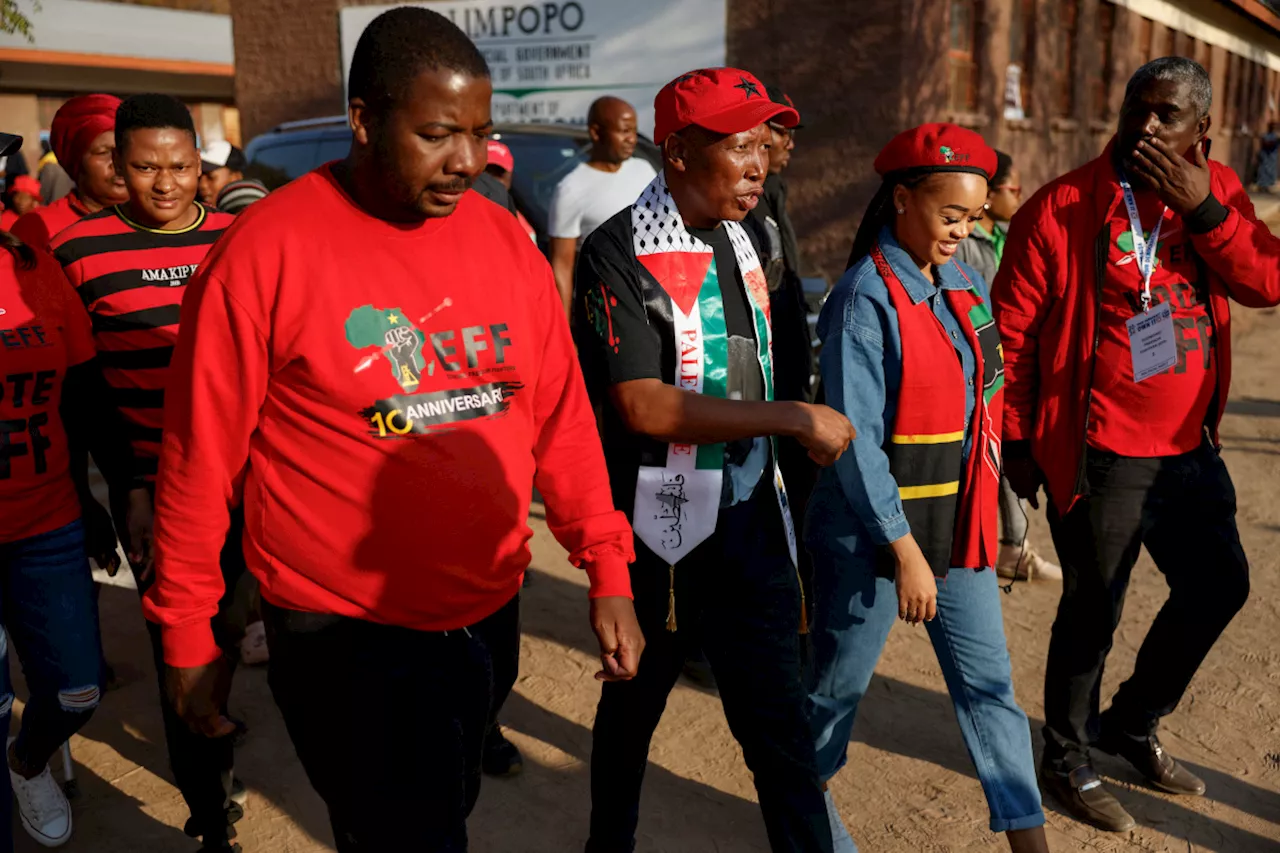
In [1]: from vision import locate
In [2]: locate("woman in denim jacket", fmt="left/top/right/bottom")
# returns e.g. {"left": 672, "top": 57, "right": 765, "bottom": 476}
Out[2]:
{"left": 805, "top": 125, "right": 1048, "bottom": 853}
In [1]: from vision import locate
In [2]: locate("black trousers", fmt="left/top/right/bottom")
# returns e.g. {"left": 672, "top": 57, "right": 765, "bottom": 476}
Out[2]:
{"left": 264, "top": 593, "right": 521, "bottom": 852}
{"left": 115, "top": 491, "right": 246, "bottom": 839}
{"left": 587, "top": 489, "right": 832, "bottom": 853}
{"left": 1043, "top": 443, "right": 1250, "bottom": 771}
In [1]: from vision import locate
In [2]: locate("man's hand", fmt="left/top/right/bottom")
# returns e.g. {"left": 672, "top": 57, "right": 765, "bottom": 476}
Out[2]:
{"left": 590, "top": 596, "right": 645, "bottom": 681}
{"left": 126, "top": 487, "right": 155, "bottom": 584}
{"left": 1129, "top": 136, "right": 1212, "bottom": 217}
{"left": 83, "top": 499, "right": 121, "bottom": 576}
{"left": 1003, "top": 456, "right": 1044, "bottom": 510}
{"left": 794, "top": 403, "right": 857, "bottom": 466}
{"left": 165, "top": 656, "right": 236, "bottom": 738}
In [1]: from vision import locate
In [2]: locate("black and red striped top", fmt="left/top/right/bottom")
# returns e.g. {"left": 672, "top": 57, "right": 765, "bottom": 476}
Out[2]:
{"left": 51, "top": 204, "right": 234, "bottom": 475}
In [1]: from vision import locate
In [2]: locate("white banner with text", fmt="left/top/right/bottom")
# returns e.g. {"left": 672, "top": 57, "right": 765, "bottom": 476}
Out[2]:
{"left": 340, "top": 0, "right": 727, "bottom": 137}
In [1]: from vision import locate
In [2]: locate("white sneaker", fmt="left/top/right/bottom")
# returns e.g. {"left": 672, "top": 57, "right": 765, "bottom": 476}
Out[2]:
{"left": 8, "top": 737, "right": 72, "bottom": 847}
{"left": 996, "top": 543, "right": 1063, "bottom": 582}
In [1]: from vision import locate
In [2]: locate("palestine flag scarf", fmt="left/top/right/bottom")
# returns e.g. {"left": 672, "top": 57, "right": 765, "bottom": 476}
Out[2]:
{"left": 628, "top": 174, "right": 798, "bottom": 586}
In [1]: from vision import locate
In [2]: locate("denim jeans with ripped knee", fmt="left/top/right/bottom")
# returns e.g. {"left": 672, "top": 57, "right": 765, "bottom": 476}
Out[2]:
{"left": 0, "top": 519, "right": 103, "bottom": 818}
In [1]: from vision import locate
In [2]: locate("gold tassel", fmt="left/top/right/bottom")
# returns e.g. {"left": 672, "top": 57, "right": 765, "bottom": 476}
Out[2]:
{"left": 665, "top": 564, "right": 678, "bottom": 632}
{"left": 797, "top": 567, "right": 810, "bottom": 635}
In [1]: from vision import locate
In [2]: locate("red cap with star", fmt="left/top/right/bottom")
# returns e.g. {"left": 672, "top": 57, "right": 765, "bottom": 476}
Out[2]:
{"left": 653, "top": 67, "right": 800, "bottom": 144}
{"left": 874, "top": 123, "right": 997, "bottom": 179}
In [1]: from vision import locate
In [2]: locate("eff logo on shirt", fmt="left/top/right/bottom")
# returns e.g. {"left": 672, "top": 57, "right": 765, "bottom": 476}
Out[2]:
{"left": 344, "top": 304, "right": 521, "bottom": 438}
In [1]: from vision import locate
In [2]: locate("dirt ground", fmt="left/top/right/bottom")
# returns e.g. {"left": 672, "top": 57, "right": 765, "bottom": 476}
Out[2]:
{"left": 12, "top": 206, "right": 1280, "bottom": 853}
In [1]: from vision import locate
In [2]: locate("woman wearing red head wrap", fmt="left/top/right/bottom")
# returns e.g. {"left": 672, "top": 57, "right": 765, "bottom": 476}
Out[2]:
{"left": 805, "top": 125, "right": 1049, "bottom": 853}
{"left": 11, "top": 95, "right": 127, "bottom": 253}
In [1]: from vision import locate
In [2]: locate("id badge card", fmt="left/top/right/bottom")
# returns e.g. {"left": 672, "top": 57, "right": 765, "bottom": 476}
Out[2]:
{"left": 1126, "top": 301, "right": 1178, "bottom": 383}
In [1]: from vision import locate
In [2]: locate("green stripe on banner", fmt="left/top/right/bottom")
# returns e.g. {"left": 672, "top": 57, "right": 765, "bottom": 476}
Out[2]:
{"left": 748, "top": 285, "right": 773, "bottom": 402}
{"left": 966, "top": 296, "right": 994, "bottom": 331}
{"left": 984, "top": 372, "right": 1004, "bottom": 405}
{"left": 697, "top": 258, "right": 728, "bottom": 471}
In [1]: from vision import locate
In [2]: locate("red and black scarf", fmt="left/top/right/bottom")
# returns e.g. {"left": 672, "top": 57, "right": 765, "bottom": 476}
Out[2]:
{"left": 872, "top": 244, "right": 1004, "bottom": 576}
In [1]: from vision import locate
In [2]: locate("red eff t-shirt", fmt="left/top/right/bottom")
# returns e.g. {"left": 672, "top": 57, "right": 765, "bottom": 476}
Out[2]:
{"left": 1089, "top": 191, "right": 1217, "bottom": 457}
{"left": 0, "top": 250, "right": 95, "bottom": 542}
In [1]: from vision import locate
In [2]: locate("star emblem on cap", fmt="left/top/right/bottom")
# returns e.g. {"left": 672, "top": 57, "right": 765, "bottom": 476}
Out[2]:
{"left": 734, "top": 76, "right": 762, "bottom": 99}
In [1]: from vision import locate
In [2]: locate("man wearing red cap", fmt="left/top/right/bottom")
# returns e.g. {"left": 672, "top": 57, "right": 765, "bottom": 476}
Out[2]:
{"left": 995, "top": 57, "right": 1280, "bottom": 832}
{"left": 12, "top": 94, "right": 128, "bottom": 253}
{"left": 573, "top": 67, "right": 854, "bottom": 853}
{"left": 485, "top": 139, "right": 536, "bottom": 243}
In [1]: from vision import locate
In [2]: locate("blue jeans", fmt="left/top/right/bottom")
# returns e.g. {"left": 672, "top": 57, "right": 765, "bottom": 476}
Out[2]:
{"left": 0, "top": 519, "right": 104, "bottom": 852}
{"left": 806, "top": 549, "right": 1043, "bottom": 835}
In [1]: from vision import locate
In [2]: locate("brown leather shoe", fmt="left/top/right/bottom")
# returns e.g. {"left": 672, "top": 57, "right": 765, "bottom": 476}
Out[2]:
{"left": 1040, "top": 762, "right": 1136, "bottom": 832}
{"left": 1099, "top": 732, "right": 1206, "bottom": 796}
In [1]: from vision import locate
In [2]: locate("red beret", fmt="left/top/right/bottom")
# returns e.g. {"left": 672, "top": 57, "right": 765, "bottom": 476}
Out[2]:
{"left": 654, "top": 67, "right": 800, "bottom": 145}
{"left": 874, "top": 123, "right": 997, "bottom": 179}
{"left": 50, "top": 94, "right": 122, "bottom": 185}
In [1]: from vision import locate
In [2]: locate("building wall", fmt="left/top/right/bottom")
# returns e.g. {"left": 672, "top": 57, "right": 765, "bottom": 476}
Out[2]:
{"left": 228, "top": 0, "right": 1280, "bottom": 281}
{"left": 968, "top": 0, "right": 1280, "bottom": 200}
{"left": 725, "top": 0, "right": 930, "bottom": 281}
{"left": 96, "top": 0, "right": 231, "bottom": 10}
{"left": 758, "top": 0, "right": 1280, "bottom": 279}
{"left": 0, "top": 94, "right": 42, "bottom": 176}
{"left": 231, "top": 0, "right": 388, "bottom": 141}
{"left": 0, "top": 0, "right": 238, "bottom": 165}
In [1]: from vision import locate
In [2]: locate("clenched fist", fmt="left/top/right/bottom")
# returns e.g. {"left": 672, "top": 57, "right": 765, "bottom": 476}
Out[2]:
{"left": 792, "top": 403, "right": 857, "bottom": 466}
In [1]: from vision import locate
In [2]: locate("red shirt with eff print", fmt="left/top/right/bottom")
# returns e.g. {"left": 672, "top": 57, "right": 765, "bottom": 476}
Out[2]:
{"left": 0, "top": 251, "right": 96, "bottom": 543}
{"left": 1088, "top": 189, "right": 1218, "bottom": 457}
{"left": 144, "top": 166, "right": 634, "bottom": 668}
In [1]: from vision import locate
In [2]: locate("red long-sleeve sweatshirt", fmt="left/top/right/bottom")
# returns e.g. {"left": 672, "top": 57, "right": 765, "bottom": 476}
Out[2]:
{"left": 145, "top": 166, "right": 634, "bottom": 668}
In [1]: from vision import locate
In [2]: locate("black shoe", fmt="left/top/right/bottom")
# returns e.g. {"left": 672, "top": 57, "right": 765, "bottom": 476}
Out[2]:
{"left": 1098, "top": 731, "right": 1206, "bottom": 796}
{"left": 1040, "top": 761, "right": 1136, "bottom": 832}
{"left": 199, "top": 841, "right": 242, "bottom": 853}
{"left": 185, "top": 804, "right": 244, "bottom": 841}
{"left": 482, "top": 725, "right": 524, "bottom": 777}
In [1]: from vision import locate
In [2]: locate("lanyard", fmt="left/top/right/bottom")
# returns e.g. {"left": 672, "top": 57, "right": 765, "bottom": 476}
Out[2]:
{"left": 1118, "top": 176, "right": 1166, "bottom": 312}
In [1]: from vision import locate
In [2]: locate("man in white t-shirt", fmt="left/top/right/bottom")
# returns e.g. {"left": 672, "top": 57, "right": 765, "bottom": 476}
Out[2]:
{"left": 548, "top": 96, "right": 657, "bottom": 313}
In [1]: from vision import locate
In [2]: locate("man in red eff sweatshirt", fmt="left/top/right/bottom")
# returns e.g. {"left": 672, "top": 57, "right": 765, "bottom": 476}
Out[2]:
{"left": 143, "top": 8, "right": 643, "bottom": 849}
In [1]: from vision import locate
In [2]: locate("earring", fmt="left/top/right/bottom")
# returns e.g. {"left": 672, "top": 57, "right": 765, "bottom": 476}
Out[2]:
{"left": 896, "top": 207, "right": 905, "bottom": 215}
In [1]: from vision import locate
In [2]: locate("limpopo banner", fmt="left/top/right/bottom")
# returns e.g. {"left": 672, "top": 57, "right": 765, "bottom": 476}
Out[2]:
{"left": 339, "top": 0, "right": 727, "bottom": 136}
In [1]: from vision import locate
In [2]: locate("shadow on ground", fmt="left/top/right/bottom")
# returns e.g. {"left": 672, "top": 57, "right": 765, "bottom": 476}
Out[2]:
{"left": 520, "top": 563, "right": 1280, "bottom": 853}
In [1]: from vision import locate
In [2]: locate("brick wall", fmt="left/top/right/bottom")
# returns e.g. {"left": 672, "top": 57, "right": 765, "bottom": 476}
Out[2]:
{"left": 232, "top": 0, "right": 362, "bottom": 140}
{"left": 726, "top": 0, "right": 930, "bottom": 279}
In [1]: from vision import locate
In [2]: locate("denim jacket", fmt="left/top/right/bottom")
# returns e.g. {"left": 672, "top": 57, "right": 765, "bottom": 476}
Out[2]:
{"left": 804, "top": 226, "right": 990, "bottom": 559}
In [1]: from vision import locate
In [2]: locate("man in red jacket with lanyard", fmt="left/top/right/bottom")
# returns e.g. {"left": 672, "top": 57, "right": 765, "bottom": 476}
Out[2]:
{"left": 144, "top": 8, "right": 642, "bottom": 850}
{"left": 994, "top": 57, "right": 1280, "bottom": 833}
